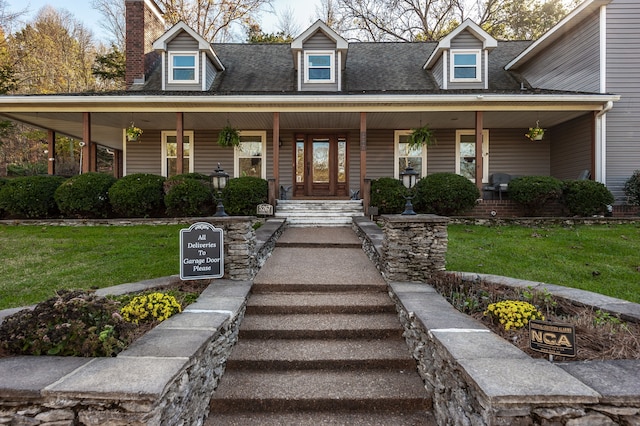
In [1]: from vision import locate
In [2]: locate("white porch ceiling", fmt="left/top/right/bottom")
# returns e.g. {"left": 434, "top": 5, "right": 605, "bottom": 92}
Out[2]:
{"left": 1, "top": 109, "right": 589, "bottom": 151}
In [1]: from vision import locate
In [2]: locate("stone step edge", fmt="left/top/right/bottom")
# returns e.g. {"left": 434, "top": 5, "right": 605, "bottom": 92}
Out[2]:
{"left": 210, "top": 397, "right": 430, "bottom": 414}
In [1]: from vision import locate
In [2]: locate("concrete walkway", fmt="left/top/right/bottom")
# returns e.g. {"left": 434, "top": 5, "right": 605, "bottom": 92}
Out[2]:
{"left": 207, "top": 226, "right": 436, "bottom": 424}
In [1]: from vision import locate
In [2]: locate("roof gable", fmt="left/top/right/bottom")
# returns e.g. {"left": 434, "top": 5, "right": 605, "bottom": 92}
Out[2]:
{"left": 291, "top": 20, "right": 348, "bottom": 51}
{"left": 424, "top": 19, "right": 497, "bottom": 69}
{"left": 291, "top": 20, "right": 349, "bottom": 70}
{"left": 152, "top": 21, "right": 224, "bottom": 70}
{"left": 505, "top": 0, "right": 611, "bottom": 70}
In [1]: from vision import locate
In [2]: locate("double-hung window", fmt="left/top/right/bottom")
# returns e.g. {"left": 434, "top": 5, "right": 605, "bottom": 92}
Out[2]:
{"left": 162, "top": 131, "right": 194, "bottom": 177}
{"left": 394, "top": 130, "right": 427, "bottom": 179}
{"left": 456, "top": 130, "right": 489, "bottom": 183}
{"left": 235, "top": 131, "right": 266, "bottom": 178}
{"left": 304, "top": 51, "right": 335, "bottom": 83}
{"left": 450, "top": 50, "right": 481, "bottom": 82}
{"left": 169, "top": 52, "right": 198, "bottom": 84}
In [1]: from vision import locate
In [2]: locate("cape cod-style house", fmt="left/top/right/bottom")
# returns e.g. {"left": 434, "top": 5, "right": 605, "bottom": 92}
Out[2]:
{"left": 0, "top": 0, "right": 638, "bottom": 218}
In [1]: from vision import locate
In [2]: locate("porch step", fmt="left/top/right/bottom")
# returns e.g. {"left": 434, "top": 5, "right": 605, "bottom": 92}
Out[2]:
{"left": 275, "top": 200, "right": 364, "bottom": 226}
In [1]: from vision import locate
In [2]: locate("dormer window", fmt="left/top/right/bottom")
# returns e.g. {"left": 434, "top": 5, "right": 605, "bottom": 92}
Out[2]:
{"left": 169, "top": 52, "right": 199, "bottom": 83}
{"left": 305, "top": 51, "right": 335, "bottom": 83}
{"left": 451, "top": 50, "right": 481, "bottom": 82}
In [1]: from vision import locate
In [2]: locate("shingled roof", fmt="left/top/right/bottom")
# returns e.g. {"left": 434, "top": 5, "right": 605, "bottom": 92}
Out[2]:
{"left": 139, "top": 40, "right": 533, "bottom": 94}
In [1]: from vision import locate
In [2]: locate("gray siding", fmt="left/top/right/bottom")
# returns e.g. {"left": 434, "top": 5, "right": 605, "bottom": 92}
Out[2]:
{"left": 606, "top": 0, "right": 640, "bottom": 202}
{"left": 301, "top": 32, "right": 339, "bottom": 92}
{"left": 432, "top": 54, "right": 444, "bottom": 88}
{"left": 447, "top": 31, "right": 484, "bottom": 90}
{"left": 550, "top": 114, "right": 593, "bottom": 180}
{"left": 125, "top": 130, "right": 162, "bottom": 175}
{"left": 488, "top": 129, "right": 550, "bottom": 177}
{"left": 518, "top": 10, "right": 600, "bottom": 92}
{"left": 165, "top": 32, "right": 202, "bottom": 91}
{"left": 205, "top": 59, "right": 217, "bottom": 90}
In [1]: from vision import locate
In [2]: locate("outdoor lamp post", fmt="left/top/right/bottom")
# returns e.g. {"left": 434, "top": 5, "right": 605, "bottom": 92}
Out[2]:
{"left": 400, "top": 164, "right": 419, "bottom": 215}
{"left": 210, "top": 163, "right": 230, "bottom": 217}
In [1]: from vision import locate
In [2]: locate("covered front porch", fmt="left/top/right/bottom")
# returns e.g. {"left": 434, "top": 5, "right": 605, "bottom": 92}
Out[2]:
{"left": 0, "top": 93, "right": 616, "bottom": 210}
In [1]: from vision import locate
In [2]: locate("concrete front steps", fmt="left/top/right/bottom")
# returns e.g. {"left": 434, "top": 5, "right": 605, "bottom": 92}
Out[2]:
{"left": 207, "top": 227, "right": 434, "bottom": 424}
{"left": 274, "top": 199, "right": 364, "bottom": 226}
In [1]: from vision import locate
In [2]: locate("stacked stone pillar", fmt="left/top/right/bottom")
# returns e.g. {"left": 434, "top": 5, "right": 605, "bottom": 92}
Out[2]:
{"left": 380, "top": 214, "right": 449, "bottom": 282}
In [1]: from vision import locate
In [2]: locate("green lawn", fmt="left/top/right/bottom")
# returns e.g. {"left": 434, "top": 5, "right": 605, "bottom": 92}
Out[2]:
{"left": 0, "top": 223, "right": 639, "bottom": 311}
{"left": 446, "top": 223, "right": 640, "bottom": 304}
{"left": 0, "top": 225, "right": 184, "bottom": 310}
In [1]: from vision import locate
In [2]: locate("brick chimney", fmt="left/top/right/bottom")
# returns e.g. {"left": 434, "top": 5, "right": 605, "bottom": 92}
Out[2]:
{"left": 125, "top": 0, "right": 165, "bottom": 88}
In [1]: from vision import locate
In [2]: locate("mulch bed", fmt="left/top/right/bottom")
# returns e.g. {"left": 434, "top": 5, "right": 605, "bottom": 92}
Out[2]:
{"left": 431, "top": 273, "right": 640, "bottom": 362}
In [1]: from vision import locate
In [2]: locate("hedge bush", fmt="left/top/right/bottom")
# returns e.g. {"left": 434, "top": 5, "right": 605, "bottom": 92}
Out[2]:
{"left": 0, "top": 175, "right": 66, "bottom": 218}
{"left": 0, "top": 178, "right": 7, "bottom": 217}
{"left": 414, "top": 172, "right": 480, "bottom": 216}
{"left": 221, "top": 176, "right": 268, "bottom": 216}
{"left": 508, "top": 176, "right": 562, "bottom": 216}
{"left": 624, "top": 170, "right": 640, "bottom": 205}
{"left": 108, "top": 173, "right": 166, "bottom": 218}
{"left": 163, "top": 172, "right": 210, "bottom": 193}
{"left": 165, "top": 178, "right": 214, "bottom": 217}
{"left": 54, "top": 172, "right": 117, "bottom": 218}
{"left": 370, "top": 177, "right": 406, "bottom": 214}
{"left": 561, "top": 180, "right": 614, "bottom": 216}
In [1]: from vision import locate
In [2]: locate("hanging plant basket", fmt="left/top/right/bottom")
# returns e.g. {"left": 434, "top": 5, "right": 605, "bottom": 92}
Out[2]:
{"left": 217, "top": 125, "right": 240, "bottom": 147}
{"left": 126, "top": 123, "right": 143, "bottom": 142}
{"left": 406, "top": 125, "right": 436, "bottom": 149}
{"left": 525, "top": 121, "right": 545, "bottom": 141}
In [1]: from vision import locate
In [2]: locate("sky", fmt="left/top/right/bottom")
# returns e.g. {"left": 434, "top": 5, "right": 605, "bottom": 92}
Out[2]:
{"left": 7, "top": 0, "right": 322, "bottom": 42}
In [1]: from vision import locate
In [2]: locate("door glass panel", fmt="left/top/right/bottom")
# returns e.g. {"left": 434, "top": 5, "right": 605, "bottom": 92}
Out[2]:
{"left": 337, "top": 139, "right": 346, "bottom": 183}
{"left": 459, "top": 134, "right": 476, "bottom": 180}
{"left": 312, "top": 140, "right": 330, "bottom": 183}
{"left": 296, "top": 140, "right": 304, "bottom": 183}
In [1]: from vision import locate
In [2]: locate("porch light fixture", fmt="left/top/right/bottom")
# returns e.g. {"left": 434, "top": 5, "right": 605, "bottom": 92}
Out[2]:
{"left": 209, "top": 163, "right": 230, "bottom": 217}
{"left": 400, "top": 164, "right": 419, "bottom": 215}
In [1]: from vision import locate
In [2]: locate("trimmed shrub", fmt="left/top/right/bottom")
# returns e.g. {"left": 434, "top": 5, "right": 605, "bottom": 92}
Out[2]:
{"left": 163, "top": 172, "right": 210, "bottom": 193}
{"left": 221, "top": 176, "right": 268, "bottom": 216}
{"left": 54, "top": 172, "right": 117, "bottom": 218}
{"left": 561, "top": 180, "right": 614, "bottom": 216}
{"left": 414, "top": 172, "right": 480, "bottom": 216}
{"left": 508, "top": 176, "right": 562, "bottom": 216}
{"left": 0, "top": 178, "right": 7, "bottom": 217}
{"left": 165, "top": 178, "right": 214, "bottom": 217}
{"left": 624, "top": 170, "right": 640, "bottom": 205}
{"left": 108, "top": 173, "right": 166, "bottom": 218}
{"left": 0, "top": 175, "right": 66, "bottom": 218}
{"left": 370, "top": 177, "right": 406, "bottom": 214}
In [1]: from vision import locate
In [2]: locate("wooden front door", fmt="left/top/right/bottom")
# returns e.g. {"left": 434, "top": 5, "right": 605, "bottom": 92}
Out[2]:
{"left": 294, "top": 134, "right": 348, "bottom": 197}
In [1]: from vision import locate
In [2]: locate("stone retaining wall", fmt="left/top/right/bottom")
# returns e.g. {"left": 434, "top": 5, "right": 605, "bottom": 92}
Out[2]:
{"left": 0, "top": 218, "right": 286, "bottom": 425}
{"left": 0, "top": 280, "right": 251, "bottom": 426}
{"left": 353, "top": 217, "right": 640, "bottom": 425}
{"left": 378, "top": 214, "right": 449, "bottom": 283}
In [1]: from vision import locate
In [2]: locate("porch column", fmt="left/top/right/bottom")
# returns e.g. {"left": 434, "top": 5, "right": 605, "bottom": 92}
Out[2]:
{"left": 113, "top": 149, "right": 123, "bottom": 178}
{"left": 82, "top": 112, "right": 91, "bottom": 174}
{"left": 176, "top": 112, "right": 184, "bottom": 175}
{"left": 360, "top": 112, "right": 367, "bottom": 201}
{"left": 47, "top": 130, "right": 55, "bottom": 175}
{"left": 89, "top": 139, "right": 97, "bottom": 172}
{"left": 475, "top": 111, "right": 484, "bottom": 191}
{"left": 273, "top": 112, "right": 280, "bottom": 189}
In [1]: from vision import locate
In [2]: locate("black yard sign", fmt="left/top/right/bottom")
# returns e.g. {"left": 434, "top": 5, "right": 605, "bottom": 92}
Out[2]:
{"left": 529, "top": 320, "right": 576, "bottom": 358}
{"left": 180, "top": 222, "right": 224, "bottom": 280}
